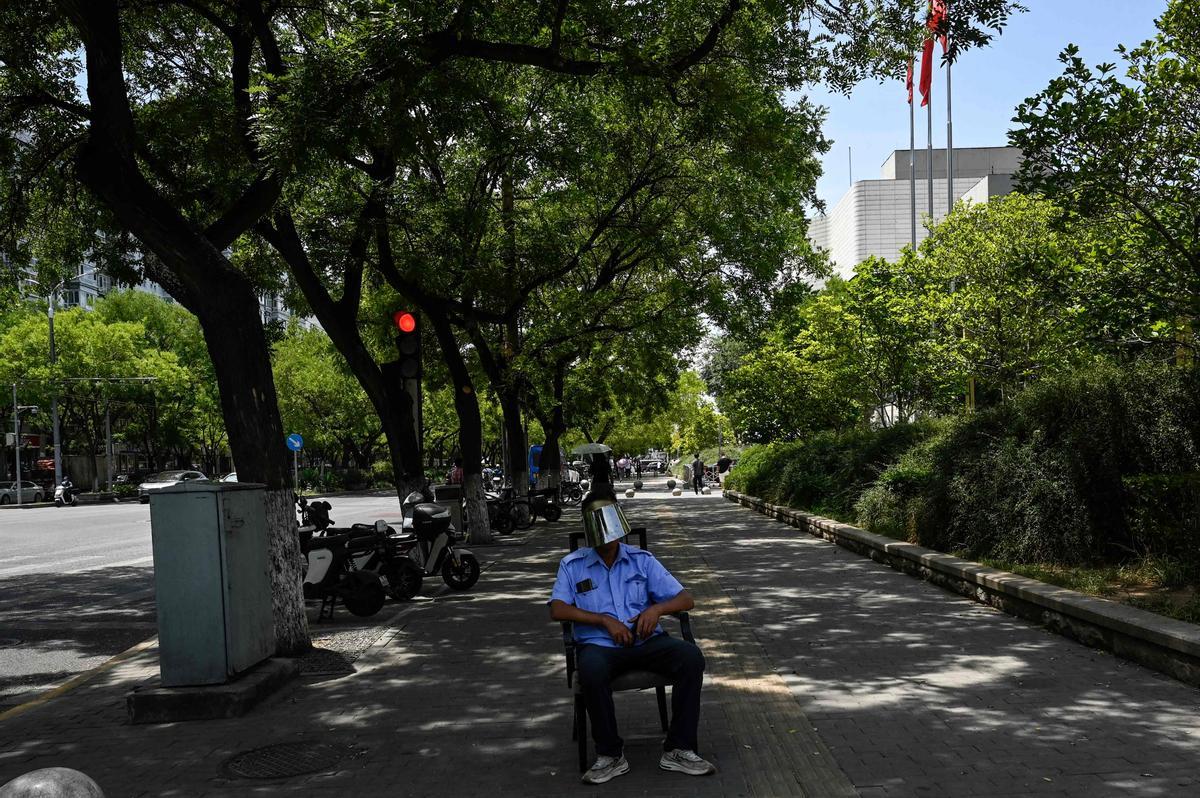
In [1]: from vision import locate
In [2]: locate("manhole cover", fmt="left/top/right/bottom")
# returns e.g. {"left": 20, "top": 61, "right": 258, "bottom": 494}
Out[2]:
{"left": 222, "top": 741, "right": 348, "bottom": 779}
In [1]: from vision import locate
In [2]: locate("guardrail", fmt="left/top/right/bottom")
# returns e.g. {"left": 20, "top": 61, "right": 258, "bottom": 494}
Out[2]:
{"left": 723, "top": 489, "right": 1200, "bottom": 688}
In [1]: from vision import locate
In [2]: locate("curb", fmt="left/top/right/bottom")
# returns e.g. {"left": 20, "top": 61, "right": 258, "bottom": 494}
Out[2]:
{"left": 0, "top": 637, "right": 159, "bottom": 724}
{"left": 723, "top": 489, "right": 1200, "bottom": 689}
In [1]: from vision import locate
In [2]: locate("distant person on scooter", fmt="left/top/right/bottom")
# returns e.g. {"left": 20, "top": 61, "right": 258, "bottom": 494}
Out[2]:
{"left": 548, "top": 472, "right": 716, "bottom": 784}
{"left": 690, "top": 454, "right": 704, "bottom": 495}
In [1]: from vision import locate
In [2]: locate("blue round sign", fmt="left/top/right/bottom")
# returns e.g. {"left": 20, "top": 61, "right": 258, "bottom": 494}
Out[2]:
{"left": 286, "top": 433, "right": 304, "bottom": 451}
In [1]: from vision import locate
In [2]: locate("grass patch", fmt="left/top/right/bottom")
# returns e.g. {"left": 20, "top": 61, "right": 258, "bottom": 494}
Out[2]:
{"left": 974, "top": 555, "right": 1200, "bottom": 624}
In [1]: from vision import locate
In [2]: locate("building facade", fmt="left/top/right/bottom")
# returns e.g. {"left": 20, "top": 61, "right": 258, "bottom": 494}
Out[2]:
{"left": 809, "top": 146, "right": 1021, "bottom": 277}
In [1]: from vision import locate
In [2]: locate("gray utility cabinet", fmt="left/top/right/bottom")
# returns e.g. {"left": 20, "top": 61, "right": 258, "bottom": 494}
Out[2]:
{"left": 149, "top": 481, "right": 274, "bottom": 686}
{"left": 432, "top": 483, "right": 463, "bottom": 536}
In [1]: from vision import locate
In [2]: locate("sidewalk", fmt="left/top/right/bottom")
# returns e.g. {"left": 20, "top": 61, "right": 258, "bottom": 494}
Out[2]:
{"left": 3, "top": 482, "right": 1200, "bottom": 796}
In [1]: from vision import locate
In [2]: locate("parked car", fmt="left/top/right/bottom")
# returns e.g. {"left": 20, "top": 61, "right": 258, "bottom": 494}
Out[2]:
{"left": 219, "top": 472, "right": 238, "bottom": 483}
{"left": 138, "top": 470, "right": 208, "bottom": 503}
{"left": 0, "top": 481, "right": 45, "bottom": 504}
{"left": 116, "top": 469, "right": 154, "bottom": 485}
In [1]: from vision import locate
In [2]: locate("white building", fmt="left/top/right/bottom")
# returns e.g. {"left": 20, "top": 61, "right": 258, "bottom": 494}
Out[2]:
{"left": 809, "top": 146, "right": 1021, "bottom": 277}
{"left": 51, "top": 262, "right": 292, "bottom": 326}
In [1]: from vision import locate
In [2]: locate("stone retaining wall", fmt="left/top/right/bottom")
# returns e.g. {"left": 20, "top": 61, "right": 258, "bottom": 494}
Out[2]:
{"left": 724, "top": 489, "right": 1200, "bottom": 688}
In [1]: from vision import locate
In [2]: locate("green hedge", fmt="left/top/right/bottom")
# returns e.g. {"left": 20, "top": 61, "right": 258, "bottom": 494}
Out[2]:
{"left": 724, "top": 421, "right": 940, "bottom": 519}
{"left": 732, "top": 362, "right": 1200, "bottom": 569}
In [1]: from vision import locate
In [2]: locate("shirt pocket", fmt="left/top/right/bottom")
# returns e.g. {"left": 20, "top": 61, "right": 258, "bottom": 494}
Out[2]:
{"left": 576, "top": 585, "right": 605, "bottom": 613}
{"left": 626, "top": 574, "right": 649, "bottom": 610}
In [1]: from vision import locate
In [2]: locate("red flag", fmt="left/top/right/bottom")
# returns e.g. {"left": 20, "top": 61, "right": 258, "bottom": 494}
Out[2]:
{"left": 929, "top": 0, "right": 948, "bottom": 53}
{"left": 918, "top": 37, "right": 934, "bottom": 106}
{"left": 906, "top": 59, "right": 914, "bottom": 104}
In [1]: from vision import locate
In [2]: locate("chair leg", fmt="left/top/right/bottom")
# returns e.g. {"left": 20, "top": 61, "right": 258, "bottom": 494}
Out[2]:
{"left": 656, "top": 685, "right": 669, "bottom": 734}
{"left": 576, "top": 696, "right": 589, "bottom": 772}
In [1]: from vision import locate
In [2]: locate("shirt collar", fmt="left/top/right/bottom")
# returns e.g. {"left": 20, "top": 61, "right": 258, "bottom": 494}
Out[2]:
{"left": 585, "top": 542, "right": 631, "bottom": 569}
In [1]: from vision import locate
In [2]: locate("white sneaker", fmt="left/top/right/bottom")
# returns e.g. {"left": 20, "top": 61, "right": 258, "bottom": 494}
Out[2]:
{"left": 659, "top": 748, "right": 717, "bottom": 775}
{"left": 581, "top": 754, "right": 630, "bottom": 784}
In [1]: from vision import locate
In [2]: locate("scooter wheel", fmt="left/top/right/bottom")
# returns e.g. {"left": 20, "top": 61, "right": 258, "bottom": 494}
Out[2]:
{"left": 543, "top": 504, "right": 562, "bottom": 523}
{"left": 442, "top": 552, "right": 480, "bottom": 591}
{"left": 383, "top": 560, "right": 423, "bottom": 601}
{"left": 491, "top": 511, "right": 514, "bottom": 535}
{"left": 512, "top": 499, "right": 534, "bottom": 530}
{"left": 343, "top": 572, "right": 386, "bottom": 617}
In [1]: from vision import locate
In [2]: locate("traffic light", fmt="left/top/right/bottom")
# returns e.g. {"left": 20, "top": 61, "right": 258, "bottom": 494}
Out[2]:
{"left": 393, "top": 310, "right": 421, "bottom": 379}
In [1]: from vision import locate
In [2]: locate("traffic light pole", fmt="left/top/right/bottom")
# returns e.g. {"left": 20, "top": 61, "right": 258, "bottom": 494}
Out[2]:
{"left": 12, "top": 383, "right": 19, "bottom": 507}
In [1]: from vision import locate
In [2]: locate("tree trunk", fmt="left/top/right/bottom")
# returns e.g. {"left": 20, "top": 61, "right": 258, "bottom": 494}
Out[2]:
{"left": 499, "top": 389, "right": 528, "bottom": 495}
{"left": 462, "top": 471, "right": 489, "bottom": 546}
{"left": 428, "top": 317, "right": 492, "bottom": 545}
{"left": 66, "top": 0, "right": 310, "bottom": 653}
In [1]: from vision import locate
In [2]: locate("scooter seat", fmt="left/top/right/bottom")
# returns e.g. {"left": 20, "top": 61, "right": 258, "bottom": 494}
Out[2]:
{"left": 412, "top": 503, "right": 451, "bottom": 538}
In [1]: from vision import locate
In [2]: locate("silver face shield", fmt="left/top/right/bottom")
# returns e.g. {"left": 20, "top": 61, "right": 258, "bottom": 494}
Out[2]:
{"left": 582, "top": 497, "right": 631, "bottom": 548}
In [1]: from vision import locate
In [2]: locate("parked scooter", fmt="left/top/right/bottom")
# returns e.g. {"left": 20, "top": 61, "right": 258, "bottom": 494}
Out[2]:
{"left": 54, "top": 480, "right": 78, "bottom": 507}
{"left": 296, "top": 496, "right": 386, "bottom": 619}
{"left": 399, "top": 491, "right": 480, "bottom": 591}
{"left": 341, "top": 519, "right": 425, "bottom": 601}
{"left": 296, "top": 495, "right": 425, "bottom": 601}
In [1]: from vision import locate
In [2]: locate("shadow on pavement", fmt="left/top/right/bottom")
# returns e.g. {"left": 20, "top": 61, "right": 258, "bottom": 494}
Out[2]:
{"left": 0, "top": 566, "right": 156, "bottom": 705}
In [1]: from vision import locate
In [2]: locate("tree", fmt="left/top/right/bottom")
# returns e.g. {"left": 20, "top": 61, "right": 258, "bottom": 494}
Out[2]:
{"left": 1, "top": 0, "right": 1024, "bottom": 646}
{"left": 1011, "top": 0, "right": 1200, "bottom": 355}
{"left": 272, "top": 325, "right": 383, "bottom": 473}
{"left": 0, "top": 306, "right": 196, "bottom": 486}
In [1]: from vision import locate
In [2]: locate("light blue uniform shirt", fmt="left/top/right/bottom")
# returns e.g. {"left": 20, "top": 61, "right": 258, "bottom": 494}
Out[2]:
{"left": 549, "top": 543, "right": 685, "bottom": 648}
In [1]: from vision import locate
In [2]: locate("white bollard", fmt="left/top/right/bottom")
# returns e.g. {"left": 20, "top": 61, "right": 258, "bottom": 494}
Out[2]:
{"left": 672, "top": 488, "right": 682, "bottom": 497}
{"left": 624, "top": 488, "right": 635, "bottom": 498}
{"left": 701, "top": 486, "right": 711, "bottom": 495}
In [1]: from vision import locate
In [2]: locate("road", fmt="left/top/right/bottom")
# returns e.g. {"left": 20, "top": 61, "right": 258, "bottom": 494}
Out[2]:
{"left": 0, "top": 492, "right": 407, "bottom": 712}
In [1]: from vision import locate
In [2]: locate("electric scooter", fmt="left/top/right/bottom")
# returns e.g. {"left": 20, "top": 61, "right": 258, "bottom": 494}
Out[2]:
{"left": 54, "top": 481, "right": 78, "bottom": 507}
{"left": 296, "top": 496, "right": 387, "bottom": 619}
{"left": 398, "top": 491, "right": 480, "bottom": 591}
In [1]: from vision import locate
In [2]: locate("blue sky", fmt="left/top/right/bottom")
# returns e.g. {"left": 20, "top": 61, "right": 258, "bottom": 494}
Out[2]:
{"left": 805, "top": 0, "right": 1168, "bottom": 209}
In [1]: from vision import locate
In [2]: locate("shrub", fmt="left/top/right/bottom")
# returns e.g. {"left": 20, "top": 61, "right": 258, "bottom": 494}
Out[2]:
{"left": 857, "top": 361, "right": 1200, "bottom": 566}
{"left": 370, "top": 460, "right": 394, "bottom": 487}
{"left": 724, "top": 421, "right": 939, "bottom": 518}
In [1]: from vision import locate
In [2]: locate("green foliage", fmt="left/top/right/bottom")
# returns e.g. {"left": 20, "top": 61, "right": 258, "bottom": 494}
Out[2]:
{"left": 1012, "top": 0, "right": 1200, "bottom": 355}
{"left": 272, "top": 324, "right": 383, "bottom": 471}
{"left": 724, "top": 420, "right": 939, "bottom": 518}
{"left": 856, "top": 362, "right": 1200, "bottom": 565}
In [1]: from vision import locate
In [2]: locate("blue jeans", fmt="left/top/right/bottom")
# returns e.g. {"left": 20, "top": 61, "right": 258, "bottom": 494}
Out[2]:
{"left": 576, "top": 634, "right": 705, "bottom": 757}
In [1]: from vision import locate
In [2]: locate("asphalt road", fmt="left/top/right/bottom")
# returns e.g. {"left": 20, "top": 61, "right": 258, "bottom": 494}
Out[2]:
{"left": 0, "top": 492, "right": 407, "bottom": 711}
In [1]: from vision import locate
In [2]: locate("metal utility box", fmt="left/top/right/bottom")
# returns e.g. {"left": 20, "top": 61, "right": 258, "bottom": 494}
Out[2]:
{"left": 149, "top": 481, "right": 274, "bottom": 686}
{"left": 431, "top": 483, "right": 463, "bottom": 536}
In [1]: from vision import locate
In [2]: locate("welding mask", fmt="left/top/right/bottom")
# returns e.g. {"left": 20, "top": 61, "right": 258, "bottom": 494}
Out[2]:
{"left": 581, "top": 493, "right": 631, "bottom": 548}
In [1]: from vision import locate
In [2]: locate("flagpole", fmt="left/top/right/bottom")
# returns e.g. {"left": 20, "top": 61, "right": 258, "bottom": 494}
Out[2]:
{"left": 927, "top": 85, "right": 933, "bottom": 223}
{"left": 909, "top": 92, "right": 917, "bottom": 248}
{"left": 946, "top": 25, "right": 954, "bottom": 213}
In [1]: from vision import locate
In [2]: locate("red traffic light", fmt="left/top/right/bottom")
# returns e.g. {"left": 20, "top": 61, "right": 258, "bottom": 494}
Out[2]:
{"left": 393, "top": 311, "right": 417, "bottom": 333}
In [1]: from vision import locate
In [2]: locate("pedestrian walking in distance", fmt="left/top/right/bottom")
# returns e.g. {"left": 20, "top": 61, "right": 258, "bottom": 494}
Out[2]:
{"left": 549, "top": 482, "right": 716, "bottom": 784}
{"left": 690, "top": 453, "right": 704, "bottom": 495}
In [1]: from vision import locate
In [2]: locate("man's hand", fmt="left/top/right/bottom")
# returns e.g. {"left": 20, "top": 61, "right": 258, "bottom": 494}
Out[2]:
{"left": 628, "top": 606, "right": 663, "bottom": 640}
{"left": 601, "top": 615, "right": 634, "bottom": 646}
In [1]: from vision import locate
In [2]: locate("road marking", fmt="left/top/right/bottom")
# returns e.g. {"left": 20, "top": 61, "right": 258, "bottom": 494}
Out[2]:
{"left": 60, "top": 555, "right": 153, "bottom": 575}
{"left": 0, "top": 636, "right": 158, "bottom": 725}
{"left": 0, "top": 555, "right": 153, "bottom": 578}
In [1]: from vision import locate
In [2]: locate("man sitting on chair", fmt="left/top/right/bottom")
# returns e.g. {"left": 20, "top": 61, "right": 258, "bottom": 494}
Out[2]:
{"left": 548, "top": 469, "right": 716, "bottom": 784}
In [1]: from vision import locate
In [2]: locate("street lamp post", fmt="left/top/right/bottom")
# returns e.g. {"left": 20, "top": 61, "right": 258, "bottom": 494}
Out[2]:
{"left": 42, "top": 268, "right": 98, "bottom": 488}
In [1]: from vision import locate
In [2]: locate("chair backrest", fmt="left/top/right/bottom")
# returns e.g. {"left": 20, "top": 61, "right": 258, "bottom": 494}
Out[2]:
{"left": 568, "top": 526, "right": 647, "bottom": 552}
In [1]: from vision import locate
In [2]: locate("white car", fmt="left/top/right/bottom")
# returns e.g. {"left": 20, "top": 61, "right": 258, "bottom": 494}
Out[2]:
{"left": 138, "top": 470, "right": 208, "bottom": 502}
{"left": 0, "top": 481, "right": 45, "bottom": 504}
